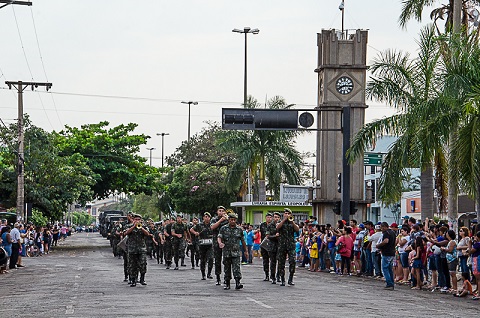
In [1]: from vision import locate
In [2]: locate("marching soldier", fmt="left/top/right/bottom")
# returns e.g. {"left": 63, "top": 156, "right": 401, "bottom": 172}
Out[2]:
{"left": 276, "top": 208, "right": 299, "bottom": 286}
{"left": 190, "top": 212, "right": 214, "bottom": 280}
{"left": 122, "top": 213, "right": 133, "bottom": 283}
{"left": 217, "top": 212, "right": 248, "bottom": 290}
{"left": 124, "top": 214, "right": 150, "bottom": 287}
{"left": 259, "top": 212, "right": 273, "bottom": 281}
{"left": 187, "top": 217, "right": 200, "bottom": 269}
{"left": 146, "top": 221, "right": 155, "bottom": 259}
{"left": 210, "top": 205, "right": 229, "bottom": 285}
{"left": 154, "top": 221, "right": 165, "bottom": 264}
{"left": 112, "top": 219, "right": 123, "bottom": 258}
{"left": 172, "top": 214, "right": 190, "bottom": 270}
{"left": 268, "top": 212, "right": 281, "bottom": 284}
{"left": 163, "top": 217, "right": 174, "bottom": 269}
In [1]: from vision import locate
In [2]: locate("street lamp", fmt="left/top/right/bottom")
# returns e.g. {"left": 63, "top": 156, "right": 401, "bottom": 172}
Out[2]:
{"left": 156, "top": 133, "right": 170, "bottom": 167}
{"left": 146, "top": 147, "right": 155, "bottom": 166}
{"left": 232, "top": 27, "right": 259, "bottom": 108}
{"left": 181, "top": 101, "right": 198, "bottom": 142}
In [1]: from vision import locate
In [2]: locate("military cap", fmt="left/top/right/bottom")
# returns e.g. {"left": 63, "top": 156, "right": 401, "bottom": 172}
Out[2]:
{"left": 176, "top": 213, "right": 184, "bottom": 218}
{"left": 132, "top": 213, "right": 142, "bottom": 219}
{"left": 170, "top": 216, "right": 176, "bottom": 220}
{"left": 192, "top": 217, "right": 199, "bottom": 221}
{"left": 284, "top": 208, "right": 292, "bottom": 213}
{"left": 127, "top": 211, "right": 134, "bottom": 216}
{"left": 217, "top": 205, "right": 226, "bottom": 210}
{"left": 273, "top": 212, "right": 282, "bottom": 217}
{"left": 203, "top": 212, "right": 211, "bottom": 218}
{"left": 266, "top": 212, "right": 273, "bottom": 217}
{"left": 228, "top": 213, "right": 238, "bottom": 219}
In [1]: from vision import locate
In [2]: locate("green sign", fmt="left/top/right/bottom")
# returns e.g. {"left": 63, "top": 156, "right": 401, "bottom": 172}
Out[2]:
{"left": 364, "top": 153, "right": 383, "bottom": 166}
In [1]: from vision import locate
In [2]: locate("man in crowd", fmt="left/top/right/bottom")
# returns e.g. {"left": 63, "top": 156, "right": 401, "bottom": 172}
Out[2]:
{"left": 187, "top": 217, "right": 200, "bottom": 269}
{"left": 191, "top": 212, "right": 214, "bottom": 280}
{"left": 259, "top": 212, "right": 273, "bottom": 281}
{"left": 217, "top": 212, "right": 248, "bottom": 290}
{"left": 9, "top": 223, "right": 21, "bottom": 269}
{"left": 268, "top": 212, "right": 281, "bottom": 284}
{"left": 163, "top": 217, "right": 174, "bottom": 269}
{"left": 172, "top": 214, "right": 190, "bottom": 270}
{"left": 210, "top": 205, "right": 229, "bottom": 285}
{"left": 376, "top": 222, "right": 396, "bottom": 290}
{"left": 276, "top": 208, "right": 299, "bottom": 286}
{"left": 124, "top": 214, "right": 149, "bottom": 287}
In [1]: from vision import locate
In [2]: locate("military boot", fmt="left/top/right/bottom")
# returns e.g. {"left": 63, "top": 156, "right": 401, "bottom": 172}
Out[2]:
{"left": 280, "top": 275, "right": 285, "bottom": 286}
{"left": 123, "top": 275, "right": 128, "bottom": 282}
{"left": 139, "top": 274, "right": 147, "bottom": 285}
{"left": 215, "top": 275, "right": 221, "bottom": 285}
{"left": 288, "top": 273, "right": 295, "bottom": 286}
{"left": 224, "top": 280, "right": 230, "bottom": 290}
{"left": 166, "top": 261, "right": 170, "bottom": 270}
{"left": 207, "top": 269, "right": 213, "bottom": 279}
{"left": 174, "top": 262, "right": 179, "bottom": 270}
{"left": 181, "top": 258, "right": 186, "bottom": 266}
{"left": 201, "top": 270, "right": 206, "bottom": 280}
{"left": 277, "top": 274, "right": 281, "bottom": 283}
{"left": 130, "top": 275, "right": 137, "bottom": 287}
{"left": 235, "top": 279, "right": 243, "bottom": 290}
{"left": 263, "top": 272, "right": 269, "bottom": 281}
{"left": 271, "top": 277, "right": 276, "bottom": 284}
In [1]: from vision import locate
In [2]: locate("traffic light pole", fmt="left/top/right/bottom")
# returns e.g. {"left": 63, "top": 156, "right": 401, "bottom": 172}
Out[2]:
{"left": 341, "top": 106, "right": 351, "bottom": 221}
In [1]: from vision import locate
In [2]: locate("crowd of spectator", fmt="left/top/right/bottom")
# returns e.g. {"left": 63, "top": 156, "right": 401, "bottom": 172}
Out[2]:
{"left": 0, "top": 219, "right": 71, "bottom": 274}
{"left": 292, "top": 216, "right": 480, "bottom": 299}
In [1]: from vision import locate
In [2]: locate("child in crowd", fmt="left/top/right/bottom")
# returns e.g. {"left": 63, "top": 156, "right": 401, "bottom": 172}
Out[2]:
{"left": 295, "top": 238, "right": 301, "bottom": 263}
{"left": 309, "top": 236, "right": 318, "bottom": 272}
{"left": 454, "top": 272, "right": 473, "bottom": 297}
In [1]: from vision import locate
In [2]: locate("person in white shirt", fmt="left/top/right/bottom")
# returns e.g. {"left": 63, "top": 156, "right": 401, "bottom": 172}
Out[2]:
{"left": 368, "top": 225, "right": 383, "bottom": 277}
{"left": 9, "top": 223, "right": 21, "bottom": 269}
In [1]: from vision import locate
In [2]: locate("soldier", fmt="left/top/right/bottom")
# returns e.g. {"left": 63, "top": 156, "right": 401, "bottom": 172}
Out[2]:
{"left": 191, "top": 212, "right": 214, "bottom": 280}
{"left": 217, "top": 212, "right": 248, "bottom": 290}
{"left": 276, "top": 208, "right": 299, "bottom": 286}
{"left": 124, "top": 214, "right": 150, "bottom": 287}
{"left": 112, "top": 219, "right": 123, "bottom": 258}
{"left": 146, "top": 221, "right": 155, "bottom": 259}
{"left": 268, "top": 212, "right": 281, "bottom": 284}
{"left": 172, "top": 214, "right": 190, "bottom": 270}
{"left": 210, "top": 205, "right": 229, "bottom": 285}
{"left": 122, "top": 213, "right": 133, "bottom": 283}
{"left": 259, "top": 212, "right": 273, "bottom": 281}
{"left": 163, "top": 217, "right": 174, "bottom": 269}
{"left": 154, "top": 221, "right": 165, "bottom": 264}
{"left": 187, "top": 217, "right": 200, "bottom": 269}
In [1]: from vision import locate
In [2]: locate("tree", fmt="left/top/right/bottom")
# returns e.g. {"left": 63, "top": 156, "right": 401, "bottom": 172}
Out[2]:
{"left": 55, "top": 121, "right": 160, "bottom": 199}
{"left": 216, "top": 96, "right": 303, "bottom": 201}
{"left": 167, "top": 161, "right": 236, "bottom": 214}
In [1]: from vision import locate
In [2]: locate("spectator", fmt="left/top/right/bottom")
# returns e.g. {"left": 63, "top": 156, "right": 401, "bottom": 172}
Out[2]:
{"left": 457, "top": 226, "right": 471, "bottom": 282}
{"left": 454, "top": 272, "right": 473, "bottom": 297}
{"left": 442, "top": 230, "right": 458, "bottom": 293}
{"left": 252, "top": 227, "right": 261, "bottom": 260}
{"left": 353, "top": 223, "right": 366, "bottom": 276}
{"left": 397, "top": 225, "right": 410, "bottom": 284}
{"left": 469, "top": 231, "right": 480, "bottom": 298}
{"left": 369, "top": 225, "right": 383, "bottom": 278}
{"left": 326, "top": 225, "right": 337, "bottom": 274}
{"left": 17, "top": 224, "right": 27, "bottom": 267}
{"left": 9, "top": 223, "right": 21, "bottom": 270}
{"left": 1, "top": 226, "right": 12, "bottom": 273}
{"left": 376, "top": 222, "right": 396, "bottom": 290}
{"left": 336, "top": 226, "right": 354, "bottom": 275}
{"left": 245, "top": 225, "right": 254, "bottom": 264}
{"left": 411, "top": 236, "right": 425, "bottom": 290}
{"left": 309, "top": 234, "right": 318, "bottom": 272}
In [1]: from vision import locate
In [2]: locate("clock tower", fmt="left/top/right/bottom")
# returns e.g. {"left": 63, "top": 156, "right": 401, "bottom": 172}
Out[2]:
{"left": 314, "top": 29, "right": 368, "bottom": 224}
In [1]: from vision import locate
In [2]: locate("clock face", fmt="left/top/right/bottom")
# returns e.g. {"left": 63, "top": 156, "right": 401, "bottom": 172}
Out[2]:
{"left": 336, "top": 76, "right": 354, "bottom": 95}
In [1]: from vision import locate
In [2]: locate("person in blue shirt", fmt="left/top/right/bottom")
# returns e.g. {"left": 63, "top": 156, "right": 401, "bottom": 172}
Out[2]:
{"left": 246, "top": 224, "right": 255, "bottom": 264}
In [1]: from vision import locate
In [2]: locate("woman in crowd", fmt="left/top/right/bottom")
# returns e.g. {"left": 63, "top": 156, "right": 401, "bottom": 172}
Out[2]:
{"left": 35, "top": 227, "right": 43, "bottom": 255}
{"left": 336, "top": 226, "right": 353, "bottom": 275}
{"left": 457, "top": 227, "right": 470, "bottom": 281}
{"left": 1, "top": 226, "right": 12, "bottom": 273}
{"left": 43, "top": 227, "right": 52, "bottom": 255}
{"left": 396, "top": 225, "right": 410, "bottom": 284}
{"left": 411, "top": 236, "right": 425, "bottom": 290}
{"left": 442, "top": 230, "right": 458, "bottom": 293}
{"left": 469, "top": 231, "right": 480, "bottom": 298}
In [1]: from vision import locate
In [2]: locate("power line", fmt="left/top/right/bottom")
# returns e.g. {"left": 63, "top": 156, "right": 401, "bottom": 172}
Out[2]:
{"left": 29, "top": 6, "right": 63, "bottom": 127}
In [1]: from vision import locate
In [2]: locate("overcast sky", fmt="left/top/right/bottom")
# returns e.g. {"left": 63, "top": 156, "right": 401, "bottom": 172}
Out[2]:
{"left": 0, "top": 1, "right": 429, "bottom": 166}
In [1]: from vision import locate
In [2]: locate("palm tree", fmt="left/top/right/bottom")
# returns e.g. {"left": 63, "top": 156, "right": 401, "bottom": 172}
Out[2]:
{"left": 347, "top": 25, "right": 443, "bottom": 220}
{"left": 217, "top": 96, "right": 303, "bottom": 201}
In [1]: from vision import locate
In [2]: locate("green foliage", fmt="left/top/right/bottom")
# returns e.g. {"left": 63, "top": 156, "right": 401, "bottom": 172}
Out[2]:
{"left": 30, "top": 210, "right": 48, "bottom": 227}
{"left": 71, "top": 211, "right": 95, "bottom": 226}
{"left": 167, "top": 161, "right": 236, "bottom": 215}
{"left": 54, "top": 121, "right": 160, "bottom": 199}
{"left": 132, "top": 193, "right": 161, "bottom": 221}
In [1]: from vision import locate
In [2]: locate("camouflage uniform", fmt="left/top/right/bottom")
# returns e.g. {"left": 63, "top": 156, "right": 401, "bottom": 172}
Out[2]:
{"left": 259, "top": 220, "right": 271, "bottom": 279}
{"left": 211, "top": 216, "right": 228, "bottom": 280}
{"left": 122, "top": 220, "right": 130, "bottom": 281}
{"left": 112, "top": 222, "right": 122, "bottom": 257}
{"left": 193, "top": 221, "right": 214, "bottom": 278}
{"left": 277, "top": 221, "right": 296, "bottom": 283}
{"left": 163, "top": 223, "right": 173, "bottom": 268}
{"left": 172, "top": 221, "right": 187, "bottom": 268}
{"left": 188, "top": 223, "right": 200, "bottom": 268}
{"left": 218, "top": 223, "right": 245, "bottom": 285}
{"left": 154, "top": 225, "right": 164, "bottom": 264}
{"left": 266, "top": 221, "right": 280, "bottom": 282}
{"left": 127, "top": 224, "right": 148, "bottom": 284}
{"left": 145, "top": 225, "right": 155, "bottom": 259}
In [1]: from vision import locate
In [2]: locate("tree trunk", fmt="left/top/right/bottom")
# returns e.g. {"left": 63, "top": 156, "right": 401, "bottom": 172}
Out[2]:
{"left": 452, "top": 0, "right": 461, "bottom": 33}
{"left": 421, "top": 165, "right": 434, "bottom": 221}
{"left": 448, "top": 130, "right": 459, "bottom": 230}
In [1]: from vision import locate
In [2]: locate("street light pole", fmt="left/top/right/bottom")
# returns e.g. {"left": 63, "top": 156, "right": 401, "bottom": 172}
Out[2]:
{"left": 156, "top": 133, "right": 169, "bottom": 167}
{"left": 181, "top": 101, "right": 198, "bottom": 142}
{"left": 232, "top": 27, "right": 259, "bottom": 108}
{"left": 146, "top": 147, "right": 155, "bottom": 166}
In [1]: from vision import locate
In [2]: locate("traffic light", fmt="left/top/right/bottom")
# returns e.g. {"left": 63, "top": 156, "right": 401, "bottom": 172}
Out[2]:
{"left": 337, "top": 173, "right": 342, "bottom": 193}
{"left": 222, "top": 108, "right": 316, "bottom": 130}
{"left": 350, "top": 201, "right": 358, "bottom": 215}
{"left": 333, "top": 201, "right": 341, "bottom": 215}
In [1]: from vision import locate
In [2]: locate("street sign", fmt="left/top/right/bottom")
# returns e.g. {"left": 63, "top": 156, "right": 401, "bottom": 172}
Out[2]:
{"left": 364, "top": 153, "right": 383, "bottom": 166}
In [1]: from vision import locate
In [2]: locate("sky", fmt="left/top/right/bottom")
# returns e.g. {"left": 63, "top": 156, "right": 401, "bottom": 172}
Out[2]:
{"left": 0, "top": 0, "right": 430, "bottom": 167}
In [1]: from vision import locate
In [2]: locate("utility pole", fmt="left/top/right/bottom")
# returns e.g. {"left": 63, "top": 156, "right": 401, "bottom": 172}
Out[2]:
{"left": 0, "top": 1, "right": 32, "bottom": 9}
{"left": 146, "top": 147, "right": 155, "bottom": 166}
{"left": 156, "top": 133, "right": 169, "bottom": 167}
{"left": 181, "top": 101, "right": 198, "bottom": 142}
{"left": 5, "top": 81, "right": 52, "bottom": 221}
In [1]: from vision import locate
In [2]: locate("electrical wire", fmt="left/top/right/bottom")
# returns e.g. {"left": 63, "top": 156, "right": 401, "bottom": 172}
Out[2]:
{"left": 30, "top": 6, "right": 63, "bottom": 127}
{"left": 11, "top": 6, "right": 54, "bottom": 130}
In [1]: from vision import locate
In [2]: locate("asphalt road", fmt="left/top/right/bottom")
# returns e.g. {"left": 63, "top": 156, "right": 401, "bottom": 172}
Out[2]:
{"left": 1, "top": 232, "right": 478, "bottom": 318}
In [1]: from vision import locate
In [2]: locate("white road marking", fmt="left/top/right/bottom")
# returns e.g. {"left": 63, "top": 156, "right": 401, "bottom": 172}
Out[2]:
{"left": 246, "top": 297, "right": 273, "bottom": 309}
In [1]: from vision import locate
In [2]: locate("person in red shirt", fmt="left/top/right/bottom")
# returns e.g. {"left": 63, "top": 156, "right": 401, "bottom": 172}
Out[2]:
{"left": 336, "top": 227, "right": 354, "bottom": 275}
